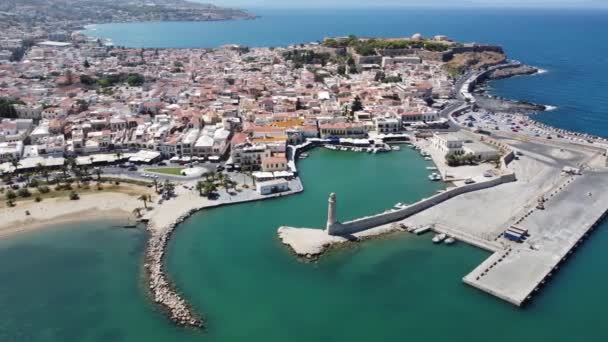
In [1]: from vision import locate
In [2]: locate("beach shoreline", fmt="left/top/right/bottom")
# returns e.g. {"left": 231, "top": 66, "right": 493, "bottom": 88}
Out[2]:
{"left": 0, "top": 192, "right": 143, "bottom": 240}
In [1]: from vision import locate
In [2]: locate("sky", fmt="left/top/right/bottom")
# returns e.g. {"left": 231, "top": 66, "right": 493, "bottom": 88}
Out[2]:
{"left": 206, "top": 0, "right": 608, "bottom": 9}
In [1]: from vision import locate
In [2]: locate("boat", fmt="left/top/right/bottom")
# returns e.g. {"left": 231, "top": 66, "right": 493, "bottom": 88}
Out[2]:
{"left": 444, "top": 237, "right": 456, "bottom": 245}
{"left": 424, "top": 157, "right": 433, "bottom": 161}
{"left": 432, "top": 233, "right": 447, "bottom": 243}
{"left": 391, "top": 146, "right": 401, "bottom": 151}
{"left": 414, "top": 226, "right": 432, "bottom": 235}
{"left": 426, "top": 166, "right": 438, "bottom": 170}
{"left": 298, "top": 153, "right": 309, "bottom": 159}
{"left": 428, "top": 172, "right": 441, "bottom": 181}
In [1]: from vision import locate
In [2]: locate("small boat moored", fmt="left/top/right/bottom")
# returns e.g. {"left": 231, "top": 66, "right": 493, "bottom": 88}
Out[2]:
{"left": 432, "top": 233, "right": 447, "bottom": 243}
{"left": 428, "top": 172, "right": 442, "bottom": 181}
{"left": 444, "top": 237, "right": 456, "bottom": 245}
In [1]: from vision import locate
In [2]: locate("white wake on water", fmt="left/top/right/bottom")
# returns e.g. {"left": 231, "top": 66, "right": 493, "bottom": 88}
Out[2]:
{"left": 544, "top": 105, "right": 558, "bottom": 111}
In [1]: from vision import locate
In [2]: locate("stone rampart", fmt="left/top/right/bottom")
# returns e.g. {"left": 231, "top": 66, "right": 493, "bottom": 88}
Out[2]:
{"left": 328, "top": 173, "right": 516, "bottom": 236}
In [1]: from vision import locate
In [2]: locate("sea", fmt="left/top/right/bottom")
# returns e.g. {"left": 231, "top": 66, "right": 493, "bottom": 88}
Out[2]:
{"left": 1, "top": 8, "right": 608, "bottom": 342}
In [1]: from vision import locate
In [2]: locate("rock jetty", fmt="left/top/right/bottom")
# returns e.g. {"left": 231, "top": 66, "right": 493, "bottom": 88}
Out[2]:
{"left": 145, "top": 209, "right": 203, "bottom": 328}
{"left": 142, "top": 178, "right": 304, "bottom": 329}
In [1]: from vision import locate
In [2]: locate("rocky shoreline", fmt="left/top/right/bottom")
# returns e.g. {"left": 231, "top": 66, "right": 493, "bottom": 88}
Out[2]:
{"left": 145, "top": 210, "right": 204, "bottom": 328}
{"left": 471, "top": 64, "right": 547, "bottom": 114}
{"left": 487, "top": 65, "right": 539, "bottom": 80}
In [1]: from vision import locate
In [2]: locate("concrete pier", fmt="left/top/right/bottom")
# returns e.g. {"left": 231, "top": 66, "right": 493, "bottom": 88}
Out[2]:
{"left": 463, "top": 171, "right": 608, "bottom": 306}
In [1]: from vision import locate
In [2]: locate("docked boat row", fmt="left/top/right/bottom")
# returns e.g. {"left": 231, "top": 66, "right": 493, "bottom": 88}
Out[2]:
{"left": 323, "top": 144, "right": 396, "bottom": 154}
{"left": 433, "top": 233, "right": 456, "bottom": 245}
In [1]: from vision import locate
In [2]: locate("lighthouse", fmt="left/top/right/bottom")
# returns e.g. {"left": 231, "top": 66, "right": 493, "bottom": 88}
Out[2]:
{"left": 326, "top": 192, "right": 338, "bottom": 234}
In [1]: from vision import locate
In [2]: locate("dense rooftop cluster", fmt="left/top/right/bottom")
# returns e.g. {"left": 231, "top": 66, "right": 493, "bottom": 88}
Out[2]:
{"left": 0, "top": 31, "right": 464, "bottom": 174}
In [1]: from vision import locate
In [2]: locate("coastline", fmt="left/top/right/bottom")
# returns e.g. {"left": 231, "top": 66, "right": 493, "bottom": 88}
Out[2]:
{"left": 0, "top": 192, "right": 143, "bottom": 240}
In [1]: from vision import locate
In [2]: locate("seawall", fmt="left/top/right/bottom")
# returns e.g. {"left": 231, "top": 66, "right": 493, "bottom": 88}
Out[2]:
{"left": 328, "top": 172, "right": 516, "bottom": 236}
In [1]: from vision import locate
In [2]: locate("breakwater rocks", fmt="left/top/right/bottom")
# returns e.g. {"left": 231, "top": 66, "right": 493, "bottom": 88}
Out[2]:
{"left": 145, "top": 210, "right": 203, "bottom": 329}
{"left": 473, "top": 94, "right": 546, "bottom": 114}
{"left": 487, "top": 65, "right": 538, "bottom": 80}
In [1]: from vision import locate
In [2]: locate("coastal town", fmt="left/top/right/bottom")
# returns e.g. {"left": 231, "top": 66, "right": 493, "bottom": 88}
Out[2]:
{"left": 2, "top": 12, "right": 608, "bottom": 330}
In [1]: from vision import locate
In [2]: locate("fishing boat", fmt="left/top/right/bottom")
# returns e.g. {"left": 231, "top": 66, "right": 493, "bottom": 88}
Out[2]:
{"left": 432, "top": 233, "right": 447, "bottom": 243}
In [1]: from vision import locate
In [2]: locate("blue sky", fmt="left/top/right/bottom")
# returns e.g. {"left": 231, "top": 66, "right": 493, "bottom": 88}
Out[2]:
{"left": 207, "top": 0, "right": 608, "bottom": 9}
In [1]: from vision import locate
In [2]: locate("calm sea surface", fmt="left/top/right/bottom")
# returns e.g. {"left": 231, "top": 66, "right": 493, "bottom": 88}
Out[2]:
{"left": 1, "top": 8, "right": 608, "bottom": 341}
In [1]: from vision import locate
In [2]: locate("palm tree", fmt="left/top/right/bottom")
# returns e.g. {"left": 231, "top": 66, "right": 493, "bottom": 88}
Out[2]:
{"left": 152, "top": 178, "right": 159, "bottom": 193}
{"left": 163, "top": 180, "right": 175, "bottom": 196}
{"left": 138, "top": 194, "right": 150, "bottom": 209}
{"left": 195, "top": 181, "right": 205, "bottom": 196}
{"left": 132, "top": 207, "right": 142, "bottom": 218}
{"left": 8, "top": 156, "right": 20, "bottom": 170}
{"left": 39, "top": 167, "right": 50, "bottom": 183}
{"left": 203, "top": 180, "right": 217, "bottom": 197}
{"left": 208, "top": 170, "right": 217, "bottom": 181}
{"left": 94, "top": 168, "right": 103, "bottom": 181}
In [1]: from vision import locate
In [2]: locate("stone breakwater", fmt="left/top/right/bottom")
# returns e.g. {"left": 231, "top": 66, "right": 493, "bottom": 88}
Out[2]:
{"left": 145, "top": 210, "right": 203, "bottom": 328}
{"left": 143, "top": 178, "right": 304, "bottom": 329}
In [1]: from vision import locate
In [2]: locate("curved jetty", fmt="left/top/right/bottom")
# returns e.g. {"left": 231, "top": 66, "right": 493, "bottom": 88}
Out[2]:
{"left": 143, "top": 179, "right": 304, "bottom": 328}
{"left": 145, "top": 210, "right": 203, "bottom": 327}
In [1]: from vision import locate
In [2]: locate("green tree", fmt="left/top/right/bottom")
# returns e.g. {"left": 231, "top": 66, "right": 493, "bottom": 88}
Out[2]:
{"left": 126, "top": 73, "right": 145, "bottom": 87}
{"left": 351, "top": 95, "right": 364, "bottom": 113}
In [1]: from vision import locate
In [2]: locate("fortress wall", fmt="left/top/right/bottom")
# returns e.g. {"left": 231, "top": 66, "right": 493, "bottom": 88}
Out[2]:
{"left": 328, "top": 173, "right": 516, "bottom": 236}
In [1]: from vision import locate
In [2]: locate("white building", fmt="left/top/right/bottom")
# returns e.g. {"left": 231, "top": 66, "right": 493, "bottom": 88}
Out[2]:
{"left": 14, "top": 104, "right": 43, "bottom": 120}
{"left": 374, "top": 117, "right": 402, "bottom": 133}
{"left": 431, "top": 132, "right": 464, "bottom": 154}
{"left": 0, "top": 141, "right": 24, "bottom": 162}
{"left": 256, "top": 179, "right": 289, "bottom": 195}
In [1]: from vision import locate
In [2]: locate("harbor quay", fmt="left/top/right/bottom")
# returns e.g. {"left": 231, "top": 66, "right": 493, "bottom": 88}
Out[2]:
{"left": 278, "top": 134, "right": 608, "bottom": 307}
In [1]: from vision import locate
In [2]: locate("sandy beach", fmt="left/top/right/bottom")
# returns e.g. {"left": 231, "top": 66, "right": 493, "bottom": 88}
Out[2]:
{"left": 0, "top": 192, "right": 145, "bottom": 240}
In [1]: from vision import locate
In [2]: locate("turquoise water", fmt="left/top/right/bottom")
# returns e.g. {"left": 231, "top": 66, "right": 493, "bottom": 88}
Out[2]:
{"left": 83, "top": 8, "right": 608, "bottom": 137}
{"left": 1, "top": 148, "right": 608, "bottom": 341}
{"left": 3, "top": 8, "right": 608, "bottom": 340}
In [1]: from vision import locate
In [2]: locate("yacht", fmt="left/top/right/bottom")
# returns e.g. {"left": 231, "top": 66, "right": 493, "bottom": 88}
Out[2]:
{"left": 391, "top": 146, "right": 401, "bottom": 151}
{"left": 432, "top": 233, "right": 447, "bottom": 243}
